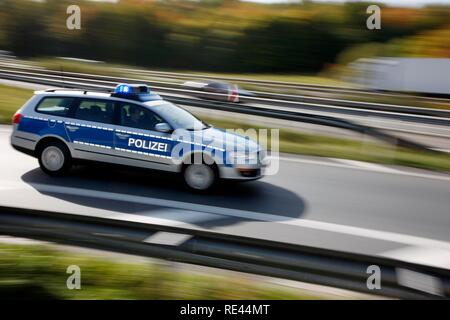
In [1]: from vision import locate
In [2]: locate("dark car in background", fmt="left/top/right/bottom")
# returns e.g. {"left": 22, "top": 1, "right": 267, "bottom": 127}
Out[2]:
{"left": 182, "top": 80, "right": 255, "bottom": 103}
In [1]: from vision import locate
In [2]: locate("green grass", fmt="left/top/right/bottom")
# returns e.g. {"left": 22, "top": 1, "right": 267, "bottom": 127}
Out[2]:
{"left": 1, "top": 83, "right": 449, "bottom": 172}
{"left": 33, "top": 58, "right": 127, "bottom": 78}
{"left": 0, "top": 84, "right": 32, "bottom": 124}
{"left": 0, "top": 243, "right": 320, "bottom": 299}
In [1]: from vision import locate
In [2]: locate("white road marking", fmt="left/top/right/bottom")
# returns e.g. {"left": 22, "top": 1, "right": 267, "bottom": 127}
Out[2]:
{"left": 144, "top": 232, "right": 192, "bottom": 246}
{"left": 11, "top": 182, "right": 450, "bottom": 252}
{"left": 277, "top": 156, "right": 450, "bottom": 182}
{"left": 149, "top": 209, "right": 226, "bottom": 225}
{"left": 331, "top": 158, "right": 402, "bottom": 174}
{"left": 277, "top": 156, "right": 355, "bottom": 169}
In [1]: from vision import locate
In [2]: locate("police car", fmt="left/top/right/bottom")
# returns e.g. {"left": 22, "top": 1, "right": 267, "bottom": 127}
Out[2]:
{"left": 10, "top": 84, "right": 268, "bottom": 191}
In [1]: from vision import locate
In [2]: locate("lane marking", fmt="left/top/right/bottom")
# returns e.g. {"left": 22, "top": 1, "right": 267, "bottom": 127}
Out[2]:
{"left": 148, "top": 209, "right": 228, "bottom": 225}
{"left": 331, "top": 158, "right": 402, "bottom": 174}
{"left": 277, "top": 156, "right": 450, "bottom": 182}
{"left": 17, "top": 182, "right": 450, "bottom": 251}
{"left": 277, "top": 156, "right": 355, "bottom": 169}
{"left": 144, "top": 232, "right": 192, "bottom": 246}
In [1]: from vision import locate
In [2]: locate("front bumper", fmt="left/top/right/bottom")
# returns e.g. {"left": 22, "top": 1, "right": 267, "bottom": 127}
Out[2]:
{"left": 219, "top": 155, "right": 270, "bottom": 181}
{"left": 219, "top": 166, "right": 263, "bottom": 181}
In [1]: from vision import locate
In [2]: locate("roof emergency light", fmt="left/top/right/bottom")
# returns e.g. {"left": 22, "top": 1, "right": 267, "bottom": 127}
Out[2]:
{"left": 112, "top": 83, "right": 162, "bottom": 102}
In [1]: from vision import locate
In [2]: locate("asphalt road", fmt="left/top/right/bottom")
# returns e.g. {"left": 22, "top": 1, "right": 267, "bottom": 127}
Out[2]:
{"left": 1, "top": 126, "right": 450, "bottom": 268}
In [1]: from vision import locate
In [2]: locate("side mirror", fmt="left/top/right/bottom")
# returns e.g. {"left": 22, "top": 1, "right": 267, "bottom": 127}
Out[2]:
{"left": 155, "top": 122, "right": 171, "bottom": 133}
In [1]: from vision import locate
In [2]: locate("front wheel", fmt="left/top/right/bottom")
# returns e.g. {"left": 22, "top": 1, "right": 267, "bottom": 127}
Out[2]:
{"left": 183, "top": 163, "right": 217, "bottom": 191}
{"left": 38, "top": 141, "right": 72, "bottom": 176}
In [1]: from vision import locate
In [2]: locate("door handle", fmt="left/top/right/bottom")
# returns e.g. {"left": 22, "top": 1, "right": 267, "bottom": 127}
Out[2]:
{"left": 66, "top": 125, "right": 79, "bottom": 132}
{"left": 116, "top": 133, "right": 130, "bottom": 139}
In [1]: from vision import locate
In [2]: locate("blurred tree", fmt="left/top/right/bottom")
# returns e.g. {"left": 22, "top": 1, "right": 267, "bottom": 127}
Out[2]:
{"left": 2, "top": 0, "right": 51, "bottom": 57}
{"left": 1, "top": 0, "right": 449, "bottom": 72}
{"left": 233, "top": 19, "right": 345, "bottom": 72}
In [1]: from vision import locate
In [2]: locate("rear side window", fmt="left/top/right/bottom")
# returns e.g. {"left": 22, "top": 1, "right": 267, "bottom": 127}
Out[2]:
{"left": 36, "top": 97, "right": 75, "bottom": 116}
{"left": 73, "top": 99, "right": 114, "bottom": 124}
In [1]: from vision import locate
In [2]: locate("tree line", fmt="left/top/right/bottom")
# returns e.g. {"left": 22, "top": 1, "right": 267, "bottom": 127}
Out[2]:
{"left": 0, "top": 0, "right": 449, "bottom": 73}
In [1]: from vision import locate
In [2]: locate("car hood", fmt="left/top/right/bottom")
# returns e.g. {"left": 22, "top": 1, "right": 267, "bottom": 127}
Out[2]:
{"left": 190, "top": 127, "right": 261, "bottom": 152}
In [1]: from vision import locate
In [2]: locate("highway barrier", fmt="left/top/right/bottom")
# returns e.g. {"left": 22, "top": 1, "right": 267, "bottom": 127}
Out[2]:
{"left": 0, "top": 206, "right": 449, "bottom": 299}
{"left": 2, "top": 62, "right": 450, "bottom": 120}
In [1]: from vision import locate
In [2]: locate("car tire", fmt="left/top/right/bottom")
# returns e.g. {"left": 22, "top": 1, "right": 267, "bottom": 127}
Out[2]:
{"left": 38, "top": 141, "right": 72, "bottom": 176}
{"left": 183, "top": 162, "right": 218, "bottom": 191}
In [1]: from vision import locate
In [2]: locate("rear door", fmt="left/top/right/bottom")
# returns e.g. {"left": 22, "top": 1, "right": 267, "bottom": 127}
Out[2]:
{"left": 113, "top": 102, "right": 175, "bottom": 170}
{"left": 65, "top": 98, "right": 116, "bottom": 161}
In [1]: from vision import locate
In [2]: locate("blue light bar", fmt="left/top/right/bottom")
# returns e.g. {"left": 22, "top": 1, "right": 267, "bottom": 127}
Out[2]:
{"left": 111, "top": 83, "right": 161, "bottom": 102}
{"left": 115, "top": 84, "right": 132, "bottom": 94}
{"left": 114, "top": 84, "right": 150, "bottom": 94}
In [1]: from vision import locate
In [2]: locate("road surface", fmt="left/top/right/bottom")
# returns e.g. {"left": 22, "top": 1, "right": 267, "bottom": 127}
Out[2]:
{"left": 0, "top": 126, "right": 449, "bottom": 268}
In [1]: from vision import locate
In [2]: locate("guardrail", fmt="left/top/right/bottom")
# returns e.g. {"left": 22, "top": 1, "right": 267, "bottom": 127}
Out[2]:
{"left": 0, "top": 206, "right": 449, "bottom": 299}
{"left": 0, "top": 67, "right": 441, "bottom": 151}
{"left": 118, "top": 66, "right": 450, "bottom": 105}
{"left": 3, "top": 55, "right": 450, "bottom": 108}
{"left": 2, "top": 62, "right": 450, "bottom": 120}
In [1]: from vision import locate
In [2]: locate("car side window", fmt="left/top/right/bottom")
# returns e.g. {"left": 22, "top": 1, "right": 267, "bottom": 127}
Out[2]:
{"left": 207, "top": 82, "right": 228, "bottom": 91}
{"left": 36, "top": 97, "right": 75, "bottom": 117}
{"left": 74, "top": 99, "right": 114, "bottom": 124}
{"left": 119, "top": 103, "right": 164, "bottom": 131}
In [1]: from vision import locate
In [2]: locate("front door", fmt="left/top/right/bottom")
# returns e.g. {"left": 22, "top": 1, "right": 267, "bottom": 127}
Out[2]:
{"left": 113, "top": 102, "right": 175, "bottom": 170}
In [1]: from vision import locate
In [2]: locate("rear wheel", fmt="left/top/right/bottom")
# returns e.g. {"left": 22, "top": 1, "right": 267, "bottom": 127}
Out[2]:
{"left": 38, "top": 141, "right": 71, "bottom": 176}
{"left": 183, "top": 163, "right": 217, "bottom": 191}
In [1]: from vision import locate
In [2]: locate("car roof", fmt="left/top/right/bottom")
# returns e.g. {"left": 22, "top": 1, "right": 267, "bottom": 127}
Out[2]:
{"left": 34, "top": 89, "right": 111, "bottom": 99}
{"left": 183, "top": 80, "right": 232, "bottom": 87}
{"left": 33, "top": 89, "right": 167, "bottom": 107}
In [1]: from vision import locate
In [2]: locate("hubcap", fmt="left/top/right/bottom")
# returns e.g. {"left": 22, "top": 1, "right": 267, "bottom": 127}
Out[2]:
{"left": 184, "top": 164, "right": 214, "bottom": 190}
{"left": 42, "top": 146, "right": 64, "bottom": 171}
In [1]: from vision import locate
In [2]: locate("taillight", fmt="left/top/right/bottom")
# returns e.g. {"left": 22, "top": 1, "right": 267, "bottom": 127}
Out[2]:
{"left": 12, "top": 112, "right": 22, "bottom": 125}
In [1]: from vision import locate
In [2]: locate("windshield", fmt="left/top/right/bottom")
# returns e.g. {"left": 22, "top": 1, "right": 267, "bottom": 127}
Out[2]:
{"left": 149, "top": 102, "right": 209, "bottom": 130}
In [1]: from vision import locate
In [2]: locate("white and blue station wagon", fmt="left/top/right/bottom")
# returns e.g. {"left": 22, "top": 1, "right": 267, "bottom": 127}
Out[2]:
{"left": 10, "top": 84, "right": 268, "bottom": 191}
